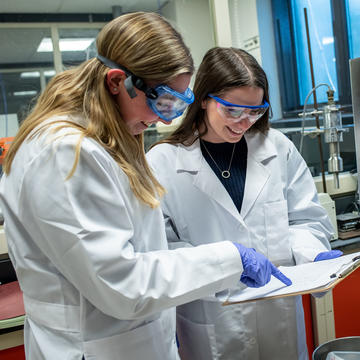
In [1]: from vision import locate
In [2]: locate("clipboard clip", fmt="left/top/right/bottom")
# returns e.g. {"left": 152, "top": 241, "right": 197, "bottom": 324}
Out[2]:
{"left": 330, "top": 255, "right": 360, "bottom": 279}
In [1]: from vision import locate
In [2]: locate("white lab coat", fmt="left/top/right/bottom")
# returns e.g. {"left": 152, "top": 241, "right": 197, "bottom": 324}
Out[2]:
{"left": 146, "top": 128, "right": 333, "bottom": 360}
{"left": 0, "top": 116, "right": 244, "bottom": 360}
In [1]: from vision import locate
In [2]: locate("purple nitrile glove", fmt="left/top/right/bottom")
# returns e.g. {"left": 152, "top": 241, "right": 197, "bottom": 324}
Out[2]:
{"left": 314, "top": 250, "right": 343, "bottom": 262}
{"left": 232, "top": 242, "right": 292, "bottom": 288}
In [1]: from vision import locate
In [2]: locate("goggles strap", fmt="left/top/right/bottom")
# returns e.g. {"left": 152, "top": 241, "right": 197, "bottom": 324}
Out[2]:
{"left": 97, "top": 54, "right": 152, "bottom": 99}
{"left": 124, "top": 76, "right": 138, "bottom": 99}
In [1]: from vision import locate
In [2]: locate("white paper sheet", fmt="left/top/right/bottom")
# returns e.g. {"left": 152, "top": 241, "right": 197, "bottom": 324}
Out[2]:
{"left": 224, "top": 251, "right": 360, "bottom": 304}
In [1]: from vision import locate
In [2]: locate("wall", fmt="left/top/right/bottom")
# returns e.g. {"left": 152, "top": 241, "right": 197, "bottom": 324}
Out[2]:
{"left": 229, "top": 0, "right": 282, "bottom": 120}
{"left": 157, "top": 0, "right": 216, "bottom": 132}
{"left": 229, "top": 0, "right": 261, "bottom": 63}
{"left": 162, "top": 0, "right": 215, "bottom": 71}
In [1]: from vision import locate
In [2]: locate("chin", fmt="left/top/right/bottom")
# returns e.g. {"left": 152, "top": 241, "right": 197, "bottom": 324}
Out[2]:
{"left": 133, "top": 129, "right": 144, "bottom": 136}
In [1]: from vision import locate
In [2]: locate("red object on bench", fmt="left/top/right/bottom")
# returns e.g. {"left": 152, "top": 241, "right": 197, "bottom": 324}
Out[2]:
{"left": 0, "top": 345, "right": 25, "bottom": 360}
{"left": 0, "top": 281, "right": 25, "bottom": 320}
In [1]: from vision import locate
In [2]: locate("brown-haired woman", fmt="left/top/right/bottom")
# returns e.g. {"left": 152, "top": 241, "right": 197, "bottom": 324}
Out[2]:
{"left": 147, "top": 47, "right": 338, "bottom": 360}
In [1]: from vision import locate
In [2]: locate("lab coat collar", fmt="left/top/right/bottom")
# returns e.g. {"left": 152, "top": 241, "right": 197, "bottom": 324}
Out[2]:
{"left": 243, "top": 130, "right": 278, "bottom": 163}
{"left": 241, "top": 131, "right": 278, "bottom": 218}
{"left": 175, "top": 138, "right": 202, "bottom": 172}
{"left": 175, "top": 137, "right": 242, "bottom": 222}
{"left": 175, "top": 130, "right": 278, "bottom": 172}
{"left": 175, "top": 130, "right": 278, "bottom": 221}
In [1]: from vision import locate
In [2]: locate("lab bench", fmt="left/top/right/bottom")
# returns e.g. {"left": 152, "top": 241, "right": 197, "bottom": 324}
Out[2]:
{"left": 0, "top": 226, "right": 25, "bottom": 360}
{"left": 331, "top": 236, "right": 360, "bottom": 253}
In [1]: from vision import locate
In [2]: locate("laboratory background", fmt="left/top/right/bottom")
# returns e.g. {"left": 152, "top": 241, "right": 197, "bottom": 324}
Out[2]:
{"left": 0, "top": 0, "right": 360, "bottom": 359}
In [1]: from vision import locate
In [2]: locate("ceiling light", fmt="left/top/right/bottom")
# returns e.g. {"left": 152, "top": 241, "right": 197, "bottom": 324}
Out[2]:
{"left": 20, "top": 71, "right": 41, "bottom": 78}
{"left": 37, "top": 37, "right": 94, "bottom": 52}
{"left": 20, "top": 70, "right": 56, "bottom": 79}
{"left": 44, "top": 70, "right": 56, "bottom": 77}
{"left": 13, "top": 91, "right": 37, "bottom": 96}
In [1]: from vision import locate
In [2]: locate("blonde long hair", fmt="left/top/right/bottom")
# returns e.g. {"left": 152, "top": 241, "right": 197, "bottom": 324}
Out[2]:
{"left": 4, "top": 12, "right": 194, "bottom": 208}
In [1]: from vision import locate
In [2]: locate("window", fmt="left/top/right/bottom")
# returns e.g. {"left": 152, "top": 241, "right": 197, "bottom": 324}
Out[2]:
{"left": 346, "top": 0, "right": 360, "bottom": 59}
{"left": 0, "top": 13, "right": 171, "bottom": 148}
{"left": 271, "top": 0, "right": 356, "bottom": 179}
{"left": 0, "top": 27, "right": 54, "bottom": 135}
{"left": 272, "top": 0, "right": 352, "bottom": 115}
{"left": 0, "top": 16, "right": 107, "bottom": 137}
{"left": 291, "top": 0, "right": 337, "bottom": 104}
{"left": 58, "top": 28, "right": 99, "bottom": 68}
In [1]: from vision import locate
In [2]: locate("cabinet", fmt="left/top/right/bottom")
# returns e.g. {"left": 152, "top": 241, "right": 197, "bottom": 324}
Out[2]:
{"left": 0, "top": 330, "right": 25, "bottom": 359}
{"left": 303, "top": 261, "right": 360, "bottom": 357}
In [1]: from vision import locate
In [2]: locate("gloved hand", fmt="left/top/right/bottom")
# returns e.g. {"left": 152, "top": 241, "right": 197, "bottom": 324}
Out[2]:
{"left": 232, "top": 243, "right": 292, "bottom": 288}
{"left": 314, "top": 250, "right": 343, "bottom": 262}
{"left": 311, "top": 250, "right": 343, "bottom": 298}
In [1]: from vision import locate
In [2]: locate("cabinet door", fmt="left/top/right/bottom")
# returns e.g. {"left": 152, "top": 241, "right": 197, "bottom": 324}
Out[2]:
{"left": 333, "top": 266, "right": 360, "bottom": 337}
{"left": 0, "top": 345, "right": 25, "bottom": 360}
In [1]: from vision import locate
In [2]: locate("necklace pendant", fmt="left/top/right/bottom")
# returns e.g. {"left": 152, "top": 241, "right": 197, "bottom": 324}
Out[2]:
{"left": 221, "top": 170, "right": 230, "bottom": 179}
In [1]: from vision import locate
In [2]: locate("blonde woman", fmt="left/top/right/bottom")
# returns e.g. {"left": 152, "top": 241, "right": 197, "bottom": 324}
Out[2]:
{"left": 0, "top": 14, "right": 288, "bottom": 360}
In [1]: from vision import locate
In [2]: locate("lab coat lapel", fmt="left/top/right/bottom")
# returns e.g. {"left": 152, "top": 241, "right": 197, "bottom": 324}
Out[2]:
{"left": 240, "top": 132, "right": 277, "bottom": 219}
{"left": 176, "top": 139, "right": 244, "bottom": 223}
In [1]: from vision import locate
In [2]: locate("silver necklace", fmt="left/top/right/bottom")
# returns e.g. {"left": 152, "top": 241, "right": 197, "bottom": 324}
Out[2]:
{"left": 201, "top": 140, "right": 236, "bottom": 179}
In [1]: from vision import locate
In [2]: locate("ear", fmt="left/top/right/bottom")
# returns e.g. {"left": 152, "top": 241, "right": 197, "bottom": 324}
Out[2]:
{"left": 106, "top": 69, "right": 126, "bottom": 95}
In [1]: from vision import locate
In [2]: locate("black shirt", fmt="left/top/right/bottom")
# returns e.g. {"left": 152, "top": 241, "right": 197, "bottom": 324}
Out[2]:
{"left": 200, "top": 137, "right": 248, "bottom": 213}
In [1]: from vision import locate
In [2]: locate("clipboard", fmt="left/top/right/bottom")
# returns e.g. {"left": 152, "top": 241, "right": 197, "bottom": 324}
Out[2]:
{"left": 223, "top": 251, "right": 360, "bottom": 306}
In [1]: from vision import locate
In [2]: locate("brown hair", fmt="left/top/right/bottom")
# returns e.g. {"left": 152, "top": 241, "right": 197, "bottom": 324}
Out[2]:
{"left": 4, "top": 12, "right": 194, "bottom": 208}
{"left": 160, "top": 47, "right": 270, "bottom": 146}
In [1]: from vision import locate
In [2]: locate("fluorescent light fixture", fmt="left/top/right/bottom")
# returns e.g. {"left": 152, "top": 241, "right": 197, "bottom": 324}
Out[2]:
{"left": 20, "top": 70, "right": 56, "bottom": 79}
{"left": 20, "top": 71, "right": 41, "bottom": 78}
{"left": 322, "top": 37, "right": 334, "bottom": 45}
{"left": 13, "top": 91, "right": 37, "bottom": 96}
{"left": 37, "top": 37, "right": 94, "bottom": 52}
{"left": 44, "top": 70, "right": 56, "bottom": 77}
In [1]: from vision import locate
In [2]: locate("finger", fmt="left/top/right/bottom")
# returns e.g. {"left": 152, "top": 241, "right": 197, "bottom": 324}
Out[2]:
{"left": 240, "top": 275, "right": 258, "bottom": 288}
{"left": 271, "top": 264, "right": 292, "bottom": 286}
{"left": 329, "top": 250, "right": 343, "bottom": 258}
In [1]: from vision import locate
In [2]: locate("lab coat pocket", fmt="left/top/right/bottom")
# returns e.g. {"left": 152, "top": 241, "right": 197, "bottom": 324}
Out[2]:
{"left": 83, "top": 318, "right": 175, "bottom": 360}
{"left": 177, "top": 314, "right": 218, "bottom": 360}
{"left": 264, "top": 200, "right": 292, "bottom": 265}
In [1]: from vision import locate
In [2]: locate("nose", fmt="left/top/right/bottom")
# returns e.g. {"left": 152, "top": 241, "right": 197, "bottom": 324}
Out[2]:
{"left": 236, "top": 114, "right": 253, "bottom": 127}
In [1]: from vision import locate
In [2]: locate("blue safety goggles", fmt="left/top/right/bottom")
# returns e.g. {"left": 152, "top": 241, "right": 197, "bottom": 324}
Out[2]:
{"left": 97, "top": 55, "right": 194, "bottom": 122}
{"left": 208, "top": 94, "right": 269, "bottom": 123}
{"left": 146, "top": 85, "right": 194, "bottom": 122}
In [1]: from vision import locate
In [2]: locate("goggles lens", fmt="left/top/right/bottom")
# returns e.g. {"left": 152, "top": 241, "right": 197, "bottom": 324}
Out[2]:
{"left": 147, "top": 86, "right": 194, "bottom": 122}
{"left": 209, "top": 94, "right": 269, "bottom": 123}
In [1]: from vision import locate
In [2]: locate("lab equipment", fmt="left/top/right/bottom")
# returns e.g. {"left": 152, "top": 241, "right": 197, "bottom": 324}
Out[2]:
{"left": 318, "top": 192, "right": 338, "bottom": 241}
{"left": 326, "top": 351, "right": 360, "bottom": 360}
{"left": 0, "top": 137, "right": 14, "bottom": 165}
{"left": 299, "top": 88, "right": 346, "bottom": 190}
{"left": 312, "top": 336, "right": 360, "bottom": 360}
{"left": 232, "top": 242, "right": 292, "bottom": 287}
{"left": 314, "top": 250, "right": 343, "bottom": 262}
{"left": 336, "top": 212, "right": 360, "bottom": 240}
{"left": 323, "top": 90, "right": 344, "bottom": 189}
{"left": 350, "top": 58, "right": 360, "bottom": 211}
